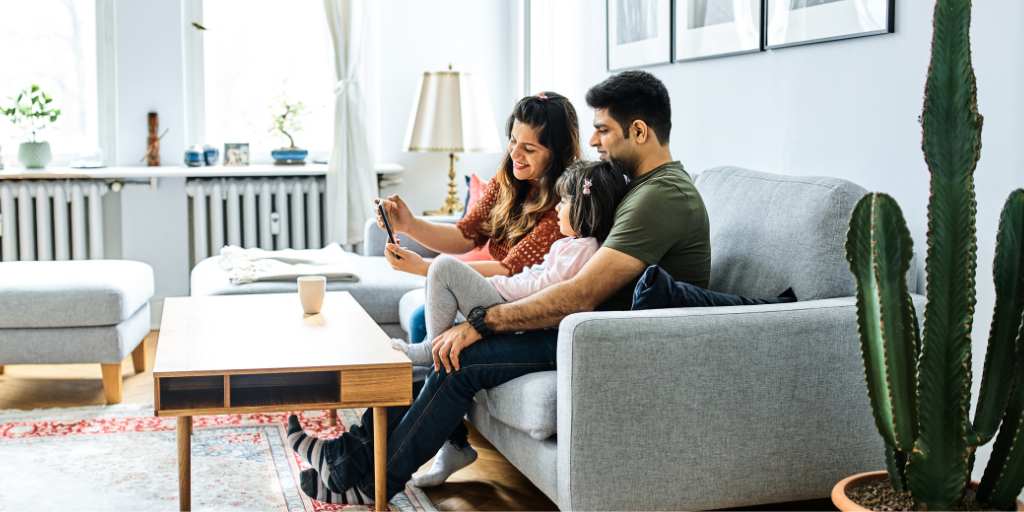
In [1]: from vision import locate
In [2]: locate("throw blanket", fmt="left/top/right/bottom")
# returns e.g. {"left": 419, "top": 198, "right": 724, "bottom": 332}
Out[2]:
{"left": 218, "top": 243, "right": 360, "bottom": 285}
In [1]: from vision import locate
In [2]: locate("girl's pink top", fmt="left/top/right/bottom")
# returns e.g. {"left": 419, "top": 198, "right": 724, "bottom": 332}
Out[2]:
{"left": 488, "top": 236, "right": 599, "bottom": 302}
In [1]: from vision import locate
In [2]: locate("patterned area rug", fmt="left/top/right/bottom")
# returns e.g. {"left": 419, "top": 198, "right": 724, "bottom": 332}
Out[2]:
{"left": 0, "top": 405, "right": 435, "bottom": 511}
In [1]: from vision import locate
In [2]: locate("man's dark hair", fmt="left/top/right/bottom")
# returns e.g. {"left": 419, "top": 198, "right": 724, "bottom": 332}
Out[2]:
{"left": 585, "top": 70, "right": 671, "bottom": 145}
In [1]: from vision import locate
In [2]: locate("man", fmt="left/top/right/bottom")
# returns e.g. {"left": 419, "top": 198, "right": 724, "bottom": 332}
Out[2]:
{"left": 288, "top": 70, "right": 711, "bottom": 504}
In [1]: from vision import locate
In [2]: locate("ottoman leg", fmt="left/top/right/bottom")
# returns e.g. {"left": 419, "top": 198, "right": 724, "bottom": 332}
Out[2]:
{"left": 101, "top": 363, "right": 123, "bottom": 404}
{"left": 132, "top": 338, "right": 149, "bottom": 374}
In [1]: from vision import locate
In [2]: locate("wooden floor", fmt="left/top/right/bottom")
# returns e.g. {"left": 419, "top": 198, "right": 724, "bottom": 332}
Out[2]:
{"left": 0, "top": 331, "right": 558, "bottom": 511}
{"left": 0, "top": 330, "right": 836, "bottom": 511}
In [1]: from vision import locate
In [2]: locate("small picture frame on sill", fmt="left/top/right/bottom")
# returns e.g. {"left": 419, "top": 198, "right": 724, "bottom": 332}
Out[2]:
{"left": 224, "top": 143, "right": 250, "bottom": 166}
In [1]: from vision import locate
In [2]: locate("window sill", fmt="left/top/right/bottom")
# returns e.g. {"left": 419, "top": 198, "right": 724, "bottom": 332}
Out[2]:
{"left": 0, "top": 164, "right": 329, "bottom": 180}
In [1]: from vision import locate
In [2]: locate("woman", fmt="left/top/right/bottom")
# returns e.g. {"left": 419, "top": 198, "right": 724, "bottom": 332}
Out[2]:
{"left": 375, "top": 91, "right": 580, "bottom": 487}
{"left": 379, "top": 91, "right": 580, "bottom": 278}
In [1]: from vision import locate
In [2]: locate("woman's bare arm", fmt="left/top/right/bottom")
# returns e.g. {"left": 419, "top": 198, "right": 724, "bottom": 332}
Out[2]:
{"left": 465, "top": 260, "right": 511, "bottom": 277}
{"left": 401, "top": 217, "right": 476, "bottom": 254}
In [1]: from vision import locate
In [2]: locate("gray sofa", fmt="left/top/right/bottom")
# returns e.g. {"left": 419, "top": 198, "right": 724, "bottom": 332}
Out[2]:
{"left": 191, "top": 166, "right": 924, "bottom": 509}
{"left": 365, "top": 166, "right": 926, "bottom": 510}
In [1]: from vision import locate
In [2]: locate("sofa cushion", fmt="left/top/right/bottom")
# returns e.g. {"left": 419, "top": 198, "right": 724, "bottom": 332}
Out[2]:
{"left": 0, "top": 260, "right": 154, "bottom": 328}
{"left": 695, "top": 166, "right": 867, "bottom": 300}
{"left": 0, "top": 303, "right": 150, "bottom": 364}
{"left": 475, "top": 370, "right": 557, "bottom": 440}
{"left": 191, "top": 254, "right": 424, "bottom": 325}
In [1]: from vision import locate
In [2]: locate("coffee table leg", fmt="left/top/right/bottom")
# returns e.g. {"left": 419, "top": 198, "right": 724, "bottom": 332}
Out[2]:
{"left": 373, "top": 407, "right": 386, "bottom": 511}
{"left": 178, "top": 416, "right": 192, "bottom": 511}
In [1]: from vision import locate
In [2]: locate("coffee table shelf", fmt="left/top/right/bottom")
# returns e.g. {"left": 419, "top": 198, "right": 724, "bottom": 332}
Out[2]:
{"left": 154, "top": 292, "right": 411, "bottom": 511}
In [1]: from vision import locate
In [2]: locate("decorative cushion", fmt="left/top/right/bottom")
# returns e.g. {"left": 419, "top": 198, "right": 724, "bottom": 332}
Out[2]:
{"left": 456, "top": 174, "right": 494, "bottom": 263}
{"left": 476, "top": 370, "right": 558, "bottom": 440}
{"left": 0, "top": 260, "right": 154, "bottom": 329}
{"left": 695, "top": 166, "right": 867, "bottom": 301}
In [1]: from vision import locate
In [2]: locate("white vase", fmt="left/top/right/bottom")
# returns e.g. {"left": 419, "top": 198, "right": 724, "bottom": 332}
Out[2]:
{"left": 18, "top": 141, "right": 52, "bottom": 169}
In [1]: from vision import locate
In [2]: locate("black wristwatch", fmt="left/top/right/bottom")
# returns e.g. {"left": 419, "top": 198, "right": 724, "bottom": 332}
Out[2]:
{"left": 467, "top": 305, "right": 495, "bottom": 338}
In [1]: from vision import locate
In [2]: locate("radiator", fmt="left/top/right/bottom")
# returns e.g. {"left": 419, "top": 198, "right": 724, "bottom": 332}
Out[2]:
{"left": 0, "top": 180, "right": 107, "bottom": 262}
{"left": 186, "top": 177, "right": 326, "bottom": 265}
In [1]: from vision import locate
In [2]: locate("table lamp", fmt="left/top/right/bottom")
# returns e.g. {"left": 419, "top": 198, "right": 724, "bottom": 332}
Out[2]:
{"left": 404, "top": 66, "right": 502, "bottom": 215}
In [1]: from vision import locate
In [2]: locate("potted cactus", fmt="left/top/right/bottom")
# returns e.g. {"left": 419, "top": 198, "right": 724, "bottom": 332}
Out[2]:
{"left": 840, "top": 0, "right": 1024, "bottom": 510}
{"left": 2, "top": 84, "right": 61, "bottom": 169}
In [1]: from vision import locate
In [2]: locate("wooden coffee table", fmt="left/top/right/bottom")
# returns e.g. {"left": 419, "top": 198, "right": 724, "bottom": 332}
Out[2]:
{"left": 153, "top": 292, "right": 412, "bottom": 511}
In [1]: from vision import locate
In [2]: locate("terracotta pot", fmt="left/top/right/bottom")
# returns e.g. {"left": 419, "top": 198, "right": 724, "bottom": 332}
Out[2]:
{"left": 832, "top": 470, "right": 1024, "bottom": 512}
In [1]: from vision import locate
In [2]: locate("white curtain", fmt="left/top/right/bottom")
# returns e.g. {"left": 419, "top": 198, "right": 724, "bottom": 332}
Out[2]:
{"left": 323, "top": 0, "right": 377, "bottom": 246}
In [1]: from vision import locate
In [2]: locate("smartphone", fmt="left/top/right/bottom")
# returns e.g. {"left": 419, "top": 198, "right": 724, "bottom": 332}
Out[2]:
{"left": 377, "top": 202, "right": 402, "bottom": 259}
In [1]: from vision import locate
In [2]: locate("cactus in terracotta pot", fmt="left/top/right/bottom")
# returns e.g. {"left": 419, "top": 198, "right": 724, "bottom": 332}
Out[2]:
{"left": 845, "top": 0, "right": 1024, "bottom": 509}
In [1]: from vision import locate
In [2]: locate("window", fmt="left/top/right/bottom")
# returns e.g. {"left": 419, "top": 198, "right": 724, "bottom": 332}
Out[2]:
{"left": 194, "top": 0, "right": 336, "bottom": 164}
{"left": 0, "top": 0, "right": 103, "bottom": 164}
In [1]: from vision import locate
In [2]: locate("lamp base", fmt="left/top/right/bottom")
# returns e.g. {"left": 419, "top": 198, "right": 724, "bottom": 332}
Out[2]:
{"left": 423, "top": 152, "right": 464, "bottom": 217}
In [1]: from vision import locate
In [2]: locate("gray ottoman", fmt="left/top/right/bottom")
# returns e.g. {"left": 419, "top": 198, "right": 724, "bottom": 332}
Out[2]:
{"left": 0, "top": 260, "right": 154, "bottom": 404}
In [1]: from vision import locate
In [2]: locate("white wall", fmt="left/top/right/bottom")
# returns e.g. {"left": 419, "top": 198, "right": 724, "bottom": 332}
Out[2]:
{"left": 110, "top": 0, "right": 191, "bottom": 324}
{"left": 373, "top": 0, "right": 519, "bottom": 212}
{"left": 531, "top": 0, "right": 1024, "bottom": 488}
{"left": 101, "top": 0, "right": 517, "bottom": 325}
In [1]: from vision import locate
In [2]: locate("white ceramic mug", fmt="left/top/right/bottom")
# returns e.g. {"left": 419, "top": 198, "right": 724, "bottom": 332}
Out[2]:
{"left": 297, "top": 276, "right": 326, "bottom": 315}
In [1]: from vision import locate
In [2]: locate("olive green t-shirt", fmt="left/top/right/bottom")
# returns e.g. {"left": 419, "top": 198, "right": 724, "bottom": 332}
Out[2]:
{"left": 601, "top": 161, "right": 711, "bottom": 310}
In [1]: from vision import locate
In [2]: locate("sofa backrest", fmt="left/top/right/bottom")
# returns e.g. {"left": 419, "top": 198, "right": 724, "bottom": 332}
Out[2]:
{"left": 694, "top": 166, "right": 867, "bottom": 301}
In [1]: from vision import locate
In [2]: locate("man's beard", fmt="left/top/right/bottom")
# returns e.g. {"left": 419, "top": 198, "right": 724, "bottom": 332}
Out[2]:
{"left": 609, "top": 154, "right": 640, "bottom": 177}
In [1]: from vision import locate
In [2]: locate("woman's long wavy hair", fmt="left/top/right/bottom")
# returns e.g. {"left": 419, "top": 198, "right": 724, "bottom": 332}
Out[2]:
{"left": 483, "top": 92, "right": 580, "bottom": 247}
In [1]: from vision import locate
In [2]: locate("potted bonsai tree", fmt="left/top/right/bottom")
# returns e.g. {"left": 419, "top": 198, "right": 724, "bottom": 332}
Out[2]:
{"left": 2, "top": 84, "right": 61, "bottom": 169}
{"left": 269, "top": 99, "right": 308, "bottom": 165}
{"left": 841, "top": 0, "right": 1024, "bottom": 510}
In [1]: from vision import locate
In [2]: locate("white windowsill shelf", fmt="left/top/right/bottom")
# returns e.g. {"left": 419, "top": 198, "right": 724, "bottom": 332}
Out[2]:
{"left": 0, "top": 164, "right": 329, "bottom": 180}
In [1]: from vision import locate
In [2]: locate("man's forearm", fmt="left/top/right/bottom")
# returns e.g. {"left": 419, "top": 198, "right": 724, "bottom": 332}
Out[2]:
{"left": 485, "top": 280, "right": 593, "bottom": 332}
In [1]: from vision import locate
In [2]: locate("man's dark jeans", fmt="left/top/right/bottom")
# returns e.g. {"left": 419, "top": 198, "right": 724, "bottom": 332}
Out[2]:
{"left": 325, "top": 328, "right": 558, "bottom": 499}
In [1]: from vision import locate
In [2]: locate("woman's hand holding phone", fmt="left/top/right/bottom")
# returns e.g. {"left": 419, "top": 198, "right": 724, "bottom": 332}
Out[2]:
{"left": 384, "top": 243, "right": 429, "bottom": 276}
{"left": 375, "top": 194, "right": 413, "bottom": 234}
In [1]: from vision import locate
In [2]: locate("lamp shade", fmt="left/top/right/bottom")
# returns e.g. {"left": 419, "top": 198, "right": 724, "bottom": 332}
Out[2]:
{"left": 404, "top": 69, "right": 503, "bottom": 154}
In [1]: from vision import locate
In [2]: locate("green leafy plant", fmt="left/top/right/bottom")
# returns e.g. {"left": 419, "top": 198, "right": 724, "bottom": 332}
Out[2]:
{"left": 845, "top": 0, "right": 1024, "bottom": 509}
{"left": 2, "top": 84, "right": 61, "bottom": 143}
{"left": 269, "top": 99, "right": 305, "bottom": 149}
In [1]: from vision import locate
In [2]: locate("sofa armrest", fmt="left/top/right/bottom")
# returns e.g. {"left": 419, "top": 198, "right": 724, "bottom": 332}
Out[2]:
{"left": 554, "top": 295, "right": 925, "bottom": 510}
{"left": 361, "top": 217, "right": 457, "bottom": 257}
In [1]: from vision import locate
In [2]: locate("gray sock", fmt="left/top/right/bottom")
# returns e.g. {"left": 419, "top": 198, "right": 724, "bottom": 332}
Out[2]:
{"left": 390, "top": 338, "right": 434, "bottom": 365}
{"left": 411, "top": 441, "right": 478, "bottom": 487}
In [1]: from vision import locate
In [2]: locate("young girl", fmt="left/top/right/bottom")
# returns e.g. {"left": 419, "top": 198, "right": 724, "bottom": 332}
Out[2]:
{"left": 392, "top": 158, "right": 631, "bottom": 364}
{"left": 286, "top": 160, "right": 631, "bottom": 504}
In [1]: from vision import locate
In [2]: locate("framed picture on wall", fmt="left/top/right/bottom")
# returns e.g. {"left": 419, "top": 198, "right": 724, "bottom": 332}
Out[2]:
{"left": 674, "top": 0, "right": 763, "bottom": 62}
{"left": 765, "top": 0, "right": 894, "bottom": 49}
{"left": 607, "top": 0, "right": 673, "bottom": 70}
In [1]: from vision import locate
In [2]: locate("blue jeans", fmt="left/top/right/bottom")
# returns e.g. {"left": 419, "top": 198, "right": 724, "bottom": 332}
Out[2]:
{"left": 407, "top": 302, "right": 470, "bottom": 448}
{"left": 408, "top": 304, "right": 427, "bottom": 344}
{"left": 327, "top": 328, "right": 558, "bottom": 499}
